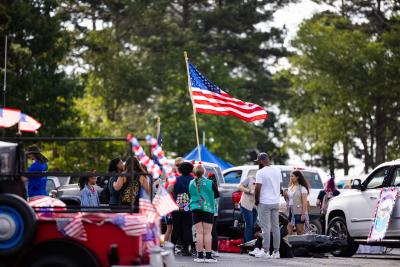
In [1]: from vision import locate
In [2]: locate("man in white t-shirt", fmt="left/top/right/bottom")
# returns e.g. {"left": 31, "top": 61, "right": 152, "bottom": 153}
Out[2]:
{"left": 254, "top": 152, "right": 282, "bottom": 259}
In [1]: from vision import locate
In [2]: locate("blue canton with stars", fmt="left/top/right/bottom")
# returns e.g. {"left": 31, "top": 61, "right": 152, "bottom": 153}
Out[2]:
{"left": 189, "top": 62, "right": 221, "bottom": 94}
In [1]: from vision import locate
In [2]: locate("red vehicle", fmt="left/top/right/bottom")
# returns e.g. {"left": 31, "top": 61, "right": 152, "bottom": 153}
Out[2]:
{"left": 0, "top": 137, "right": 159, "bottom": 267}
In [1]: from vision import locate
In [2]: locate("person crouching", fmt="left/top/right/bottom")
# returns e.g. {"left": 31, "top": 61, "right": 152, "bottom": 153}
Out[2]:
{"left": 190, "top": 164, "right": 219, "bottom": 263}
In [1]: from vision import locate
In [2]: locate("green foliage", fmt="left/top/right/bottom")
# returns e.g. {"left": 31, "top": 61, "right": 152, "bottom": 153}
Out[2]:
{"left": 282, "top": 12, "right": 400, "bottom": 173}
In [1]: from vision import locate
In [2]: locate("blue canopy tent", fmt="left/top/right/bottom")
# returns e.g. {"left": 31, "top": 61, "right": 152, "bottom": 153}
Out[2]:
{"left": 184, "top": 144, "right": 234, "bottom": 170}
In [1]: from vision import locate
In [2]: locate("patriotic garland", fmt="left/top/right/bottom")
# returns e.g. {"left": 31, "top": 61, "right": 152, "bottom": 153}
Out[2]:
{"left": 127, "top": 134, "right": 162, "bottom": 179}
{"left": 145, "top": 134, "right": 176, "bottom": 184}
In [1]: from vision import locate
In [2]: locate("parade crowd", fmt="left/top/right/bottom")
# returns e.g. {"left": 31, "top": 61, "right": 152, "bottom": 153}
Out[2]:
{"left": 24, "top": 145, "right": 341, "bottom": 264}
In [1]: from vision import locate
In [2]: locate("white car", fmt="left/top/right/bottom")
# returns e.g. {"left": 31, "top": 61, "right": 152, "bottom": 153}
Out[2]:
{"left": 223, "top": 165, "right": 326, "bottom": 234}
{"left": 326, "top": 159, "right": 400, "bottom": 257}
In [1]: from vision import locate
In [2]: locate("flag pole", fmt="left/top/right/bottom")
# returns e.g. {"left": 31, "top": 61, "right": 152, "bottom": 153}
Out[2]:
{"left": 184, "top": 51, "right": 201, "bottom": 162}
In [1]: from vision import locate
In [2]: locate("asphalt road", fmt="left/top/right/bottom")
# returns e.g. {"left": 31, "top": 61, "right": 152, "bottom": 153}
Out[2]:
{"left": 175, "top": 252, "right": 400, "bottom": 267}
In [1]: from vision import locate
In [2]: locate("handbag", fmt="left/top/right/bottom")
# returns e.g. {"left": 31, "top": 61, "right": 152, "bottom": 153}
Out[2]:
{"left": 120, "top": 175, "right": 140, "bottom": 205}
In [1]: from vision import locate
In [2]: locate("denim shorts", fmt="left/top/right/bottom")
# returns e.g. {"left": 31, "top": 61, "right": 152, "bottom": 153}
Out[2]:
{"left": 288, "top": 210, "right": 304, "bottom": 225}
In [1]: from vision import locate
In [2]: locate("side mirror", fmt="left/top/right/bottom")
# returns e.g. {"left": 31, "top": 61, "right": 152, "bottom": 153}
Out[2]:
{"left": 351, "top": 179, "right": 362, "bottom": 190}
{"left": 49, "top": 189, "right": 57, "bottom": 198}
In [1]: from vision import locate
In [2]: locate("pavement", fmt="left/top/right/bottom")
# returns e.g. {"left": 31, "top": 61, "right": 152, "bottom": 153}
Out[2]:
{"left": 175, "top": 250, "right": 400, "bottom": 267}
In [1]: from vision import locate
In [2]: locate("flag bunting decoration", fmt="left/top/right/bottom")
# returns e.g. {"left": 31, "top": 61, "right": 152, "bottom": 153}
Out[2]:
{"left": 152, "top": 186, "right": 179, "bottom": 216}
{"left": 56, "top": 214, "right": 88, "bottom": 241}
{"left": 111, "top": 214, "right": 148, "bottom": 236}
{"left": 127, "top": 134, "right": 162, "bottom": 179}
{"left": 19, "top": 113, "right": 41, "bottom": 132}
{"left": 188, "top": 61, "right": 268, "bottom": 122}
{"left": 139, "top": 192, "right": 158, "bottom": 224}
{"left": 145, "top": 134, "right": 176, "bottom": 184}
{"left": 0, "top": 108, "right": 21, "bottom": 128}
{"left": 28, "top": 196, "right": 67, "bottom": 216}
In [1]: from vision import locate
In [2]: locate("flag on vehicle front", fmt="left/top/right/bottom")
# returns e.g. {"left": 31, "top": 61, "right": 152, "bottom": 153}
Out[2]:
{"left": 188, "top": 62, "right": 268, "bottom": 122}
{"left": 0, "top": 108, "right": 21, "bottom": 128}
{"left": 153, "top": 186, "right": 178, "bottom": 216}
{"left": 19, "top": 113, "right": 41, "bottom": 132}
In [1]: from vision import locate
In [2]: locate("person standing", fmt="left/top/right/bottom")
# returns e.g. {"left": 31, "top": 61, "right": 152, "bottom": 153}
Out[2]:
{"left": 23, "top": 146, "right": 48, "bottom": 198}
{"left": 238, "top": 172, "right": 257, "bottom": 246}
{"left": 190, "top": 164, "right": 219, "bottom": 263}
{"left": 254, "top": 152, "right": 282, "bottom": 259}
{"left": 208, "top": 172, "right": 220, "bottom": 257}
{"left": 79, "top": 173, "right": 100, "bottom": 207}
{"left": 108, "top": 158, "right": 125, "bottom": 206}
{"left": 168, "top": 161, "right": 194, "bottom": 256}
{"left": 284, "top": 170, "right": 310, "bottom": 235}
{"left": 317, "top": 176, "right": 340, "bottom": 234}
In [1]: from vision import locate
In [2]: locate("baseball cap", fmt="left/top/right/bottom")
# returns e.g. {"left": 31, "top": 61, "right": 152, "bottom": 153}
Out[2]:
{"left": 254, "top": 152, "right": 269, "bottom": 162}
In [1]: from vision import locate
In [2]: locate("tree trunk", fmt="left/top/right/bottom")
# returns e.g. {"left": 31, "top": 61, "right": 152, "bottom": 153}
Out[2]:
{"left": 375, "top": 100, "right": 386, "bottom": 165}
{"left": 343, "top": 140, "right": 349, "bottom": 175}
{"left": 329, "top": 145, "right": 335, "bottom": 176}
{"left": 182, "top": 0, "right": 190, "bottom": 28}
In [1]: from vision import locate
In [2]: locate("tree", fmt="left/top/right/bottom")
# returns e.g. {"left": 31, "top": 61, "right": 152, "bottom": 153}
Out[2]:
{"left": 0, "top": 0, "right": 82, "bottom": 136}
{"left": 283, "top": 12, "right": 400, "bottom": 173}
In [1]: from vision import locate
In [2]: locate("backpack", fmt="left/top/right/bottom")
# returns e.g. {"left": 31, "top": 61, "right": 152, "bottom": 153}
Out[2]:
{"left": 321, "top": 191, "right": 333, "bottom": 215}
{"left": 99, "top": 177, "right": 111, "bottom": 204}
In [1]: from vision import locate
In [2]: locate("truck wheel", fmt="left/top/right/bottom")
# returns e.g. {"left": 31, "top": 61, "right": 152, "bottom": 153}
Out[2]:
{"left": 20, "top": 239, "right": 100, "bottom": 267}
{"left": 327, "top": 216, "right": 359, "bottom": 257}
{"left": 0, "top": 194, "right": 36, "bottom": 256}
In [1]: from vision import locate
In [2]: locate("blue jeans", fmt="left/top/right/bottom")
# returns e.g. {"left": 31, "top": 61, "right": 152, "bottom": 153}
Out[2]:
{"left": 240, "top": 206, "right": 258, "bottom": 242}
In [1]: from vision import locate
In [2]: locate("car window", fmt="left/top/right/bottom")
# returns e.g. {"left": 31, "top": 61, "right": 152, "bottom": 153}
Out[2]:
{"left": 392, "top": 166, "right": 400, "bottom": 187}
{"left": 365, "top": 166, "right": 391, "bottom": 189}
{"left": 247, "top": 169, "right": 257, "bottom": 180}
{"left": 223, "top": 170, "right": 242, "bottom": 184}
{"left": 204, "top": 166, "right": 223, "bottom": 185}
{"left": 46, "top": 179, "right": 56, "bottom": 194}
{"left": 281, "top": 170, "right": 323, "bottom": 189}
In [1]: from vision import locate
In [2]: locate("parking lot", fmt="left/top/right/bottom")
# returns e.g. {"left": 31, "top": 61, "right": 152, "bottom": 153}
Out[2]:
{"left": 175, "top": 250, "right": 400, "bottom": 267}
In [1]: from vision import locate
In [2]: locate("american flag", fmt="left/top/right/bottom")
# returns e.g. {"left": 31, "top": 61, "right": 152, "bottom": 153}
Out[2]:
{"left": 0, "top": 108, "right": 21, "bottom": 128}
{"left": 153, "top": 186, "right": 178, "bottom": 216}
{"left": 111, "top": 214, "right": 148, "bottom": 236}
{"left": 140, "top": 196, "right": 158, "bottom": 223}
{"left": 188, "top": 62, "right": 268, "bottom": 122}
{"left": 56, "top": 214, "right": 88, "bottom": 241}
{"left": 19, "top": 113, "right": 41, "bottom": 132}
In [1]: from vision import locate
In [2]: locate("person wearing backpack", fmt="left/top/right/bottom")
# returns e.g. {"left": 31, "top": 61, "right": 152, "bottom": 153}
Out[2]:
{"left": 317, "top": 176, "right": 340, "bottom": 234}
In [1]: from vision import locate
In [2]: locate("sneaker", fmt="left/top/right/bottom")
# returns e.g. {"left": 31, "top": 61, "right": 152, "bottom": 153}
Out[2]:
{"left": 211, "top": 251, "right": 219, "bottom": 257}
{"left": 249, "top": 247, "right": 260, "bottom": 256}
{"left": 254, "top": 249, "right": 271, "bottom": 258}
{"left": 194, "top": 257, "right": 204, "bottom": 263}
{"left": 271, "top": 251, "right": 280, "bottom": 259}
{"left": 205, "top": 257, "right": 218, "bottom": 263}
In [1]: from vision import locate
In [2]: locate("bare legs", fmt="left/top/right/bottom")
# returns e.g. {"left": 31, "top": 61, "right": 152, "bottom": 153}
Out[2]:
{"left": 195, "top": 222, "right": 213, "bottom": 252}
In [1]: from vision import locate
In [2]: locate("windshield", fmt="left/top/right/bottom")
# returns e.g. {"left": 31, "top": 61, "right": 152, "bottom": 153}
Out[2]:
{"left": 204, "top": 165, "right": 224, "bottom": 185}
{"left": 281, "top": 170, "right": 323, "bottom": 189}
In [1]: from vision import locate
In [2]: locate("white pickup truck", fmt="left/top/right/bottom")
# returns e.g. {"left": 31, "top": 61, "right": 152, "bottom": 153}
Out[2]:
{"left": 326, "top": 159, "right": 400, "bottom": 257}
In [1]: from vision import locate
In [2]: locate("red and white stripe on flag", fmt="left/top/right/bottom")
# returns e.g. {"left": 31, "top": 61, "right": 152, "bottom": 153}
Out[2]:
{"left": 153, "top": 187, "right": 178, "bottom": 216}
{"left": 64, "top": 214, "right": 87, "bottom": 241}
{"left": 19, "top": 113, "right": 41, "bottom": 132}
{"left": 139, "top": 198, "right": 157, "bottom": 223}
{"left": 192, "top": 88, "right": 268, "bottom": 122}
{"left": 0, "top": 108, "right": 21, "bottom": 128}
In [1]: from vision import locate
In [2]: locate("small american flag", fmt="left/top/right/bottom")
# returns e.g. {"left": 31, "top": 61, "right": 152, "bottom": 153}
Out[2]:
{"left": 188, "top": 62, "right": 268, "bottom": 122}
{"left": 56, "top": 214, "right": 87, "bottom": 241}
{"left": 112, "top": 214, "right": 148, "bottom": 236}
{"left": 140, "top": 196, "right": 158, "bottom": 223}
{"left": 153, "top": 186, "right": 178, "bottom": 216}
{"left": 0, "top": 108, "right": 21, "bottom": 128}
{"left": 19, "top": 113, "right": 41, "bottom": 132}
